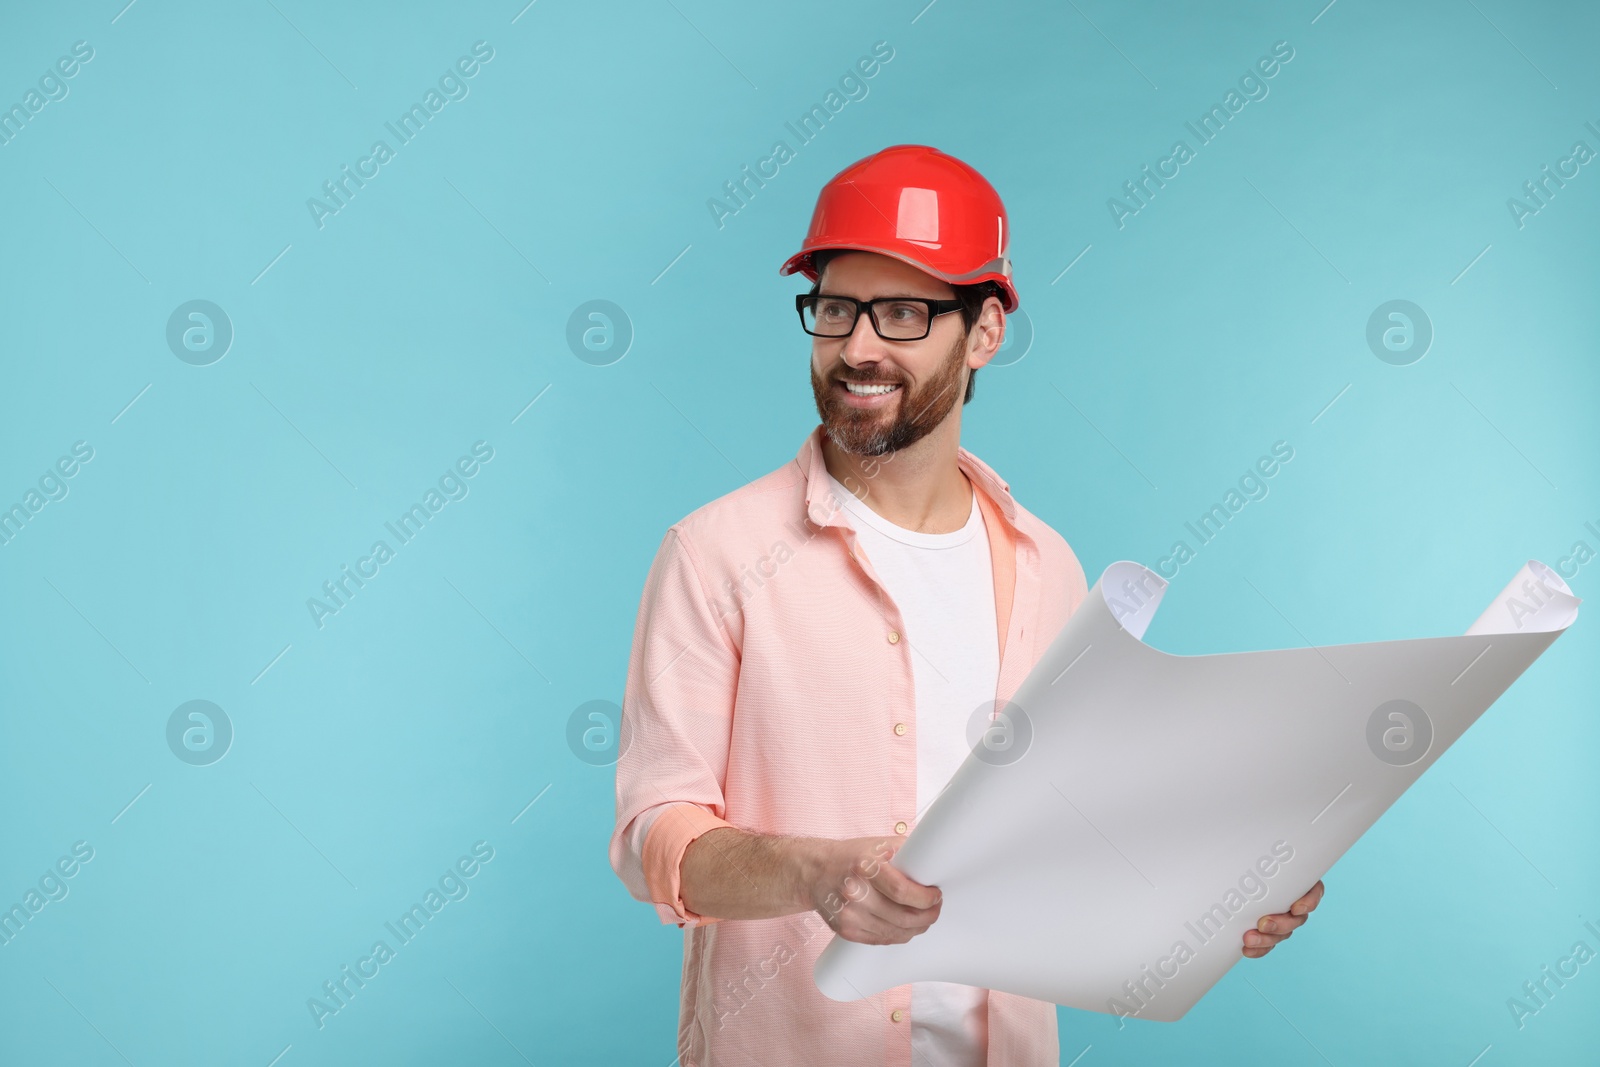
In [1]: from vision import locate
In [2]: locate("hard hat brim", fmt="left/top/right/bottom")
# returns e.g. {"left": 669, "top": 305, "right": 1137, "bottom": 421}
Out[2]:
{"left": 778, "top": 243, "right": 1019, "bottom": 313}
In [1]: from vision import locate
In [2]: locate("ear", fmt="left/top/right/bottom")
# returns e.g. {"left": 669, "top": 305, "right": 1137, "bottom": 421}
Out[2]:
{"left": 967, "top": 295, "right": 1006, "bottom": 372}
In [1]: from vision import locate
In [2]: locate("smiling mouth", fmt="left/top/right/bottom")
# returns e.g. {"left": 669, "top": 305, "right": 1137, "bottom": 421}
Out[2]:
{"left": 838, "top": 380, "right": 902, "bottom": 397}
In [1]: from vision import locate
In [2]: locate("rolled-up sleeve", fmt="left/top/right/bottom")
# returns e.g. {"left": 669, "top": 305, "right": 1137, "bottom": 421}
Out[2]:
{"left": 609, "top": 524, "right": 738, "bottom": 927}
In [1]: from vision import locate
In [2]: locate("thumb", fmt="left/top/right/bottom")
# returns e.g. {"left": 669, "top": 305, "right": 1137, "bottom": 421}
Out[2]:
{"left": 868, "top": 854, "right": 941, "bottom": 909}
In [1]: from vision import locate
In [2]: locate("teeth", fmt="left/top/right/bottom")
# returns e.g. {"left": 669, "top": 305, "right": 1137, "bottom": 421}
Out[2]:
{"left": 845, "top": 382, "right": 900, "bottom": 396}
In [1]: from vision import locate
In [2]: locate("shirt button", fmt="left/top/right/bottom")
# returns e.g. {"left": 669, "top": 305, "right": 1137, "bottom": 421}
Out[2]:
{"left": 891, "top": 1009, "right": 905, "bottom": 1022}
{"left": 887, "top": 630, "right": 900, "bottom": 644}
{"left": 894, "top": 820, "right": 908, "bottom": 834}
{"left": 893, "top": 722, "right": 907, "bottom": 736}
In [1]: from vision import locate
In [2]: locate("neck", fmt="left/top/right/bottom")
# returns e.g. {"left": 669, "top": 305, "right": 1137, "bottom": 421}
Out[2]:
{"left": 821, "top": 417, "right": 972, "bottom": 534}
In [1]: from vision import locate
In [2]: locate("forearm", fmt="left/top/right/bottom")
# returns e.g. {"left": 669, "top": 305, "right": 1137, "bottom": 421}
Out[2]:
{"left": 679, "top": 826, "right": 819, "bottom": 921}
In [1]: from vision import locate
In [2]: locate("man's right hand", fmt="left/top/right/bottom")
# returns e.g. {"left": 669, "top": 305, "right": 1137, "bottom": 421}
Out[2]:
{"left": 802, "top": 836, "right": 942, "bottom": 946}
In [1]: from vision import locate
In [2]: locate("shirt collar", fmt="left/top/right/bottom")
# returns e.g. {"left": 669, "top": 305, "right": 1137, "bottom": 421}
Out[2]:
{"left": 796, "top": 423, "right": 1020, "bottom": 533}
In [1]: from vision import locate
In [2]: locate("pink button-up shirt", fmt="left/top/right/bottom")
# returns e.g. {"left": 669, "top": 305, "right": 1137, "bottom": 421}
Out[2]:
{"left": 609, "top": 424, "right": 1090, "bottom": 1066}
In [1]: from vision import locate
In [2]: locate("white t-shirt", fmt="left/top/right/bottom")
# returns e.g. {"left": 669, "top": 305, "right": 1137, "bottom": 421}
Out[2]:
{"left": 827, "top": 470, "right": 997, "bottom": 1067}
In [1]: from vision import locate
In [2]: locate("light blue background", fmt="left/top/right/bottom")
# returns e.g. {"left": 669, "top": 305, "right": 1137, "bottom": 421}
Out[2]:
{"left": 1, "top": 1, "right": 1595, "bottom": 1064}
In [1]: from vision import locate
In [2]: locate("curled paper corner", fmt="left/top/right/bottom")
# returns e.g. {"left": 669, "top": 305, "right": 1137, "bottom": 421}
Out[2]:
{"left": 1098, "top": 561, "right": 1168, "bottom": 641}
{"left": 1466, "top": 560, "right": 1580, "bottom": 636}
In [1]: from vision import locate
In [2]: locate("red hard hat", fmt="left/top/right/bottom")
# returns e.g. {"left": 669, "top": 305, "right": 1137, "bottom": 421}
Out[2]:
{"left": 779, "top": 144, "right": 1019, "bottom": 312}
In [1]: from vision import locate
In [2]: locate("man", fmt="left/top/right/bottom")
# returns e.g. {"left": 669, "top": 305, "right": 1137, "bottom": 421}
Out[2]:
{"left": 609, "top": 145, "right": 1324, "bottom": 1066}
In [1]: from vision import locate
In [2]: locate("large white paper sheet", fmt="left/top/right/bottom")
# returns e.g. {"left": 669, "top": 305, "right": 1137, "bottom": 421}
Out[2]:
{"left": 813, "top": 560, "right": 1580, "bottom": 1022}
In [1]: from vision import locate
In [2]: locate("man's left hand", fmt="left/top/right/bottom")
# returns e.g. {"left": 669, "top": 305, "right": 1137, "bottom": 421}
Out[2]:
{"left": 1242, "top": 880, "right": 1324, "bottom": 958}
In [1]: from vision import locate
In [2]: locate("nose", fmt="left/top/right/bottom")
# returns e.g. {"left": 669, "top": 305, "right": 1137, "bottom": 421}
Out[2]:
{"left": 838, "top": 305, "right": 893, "bottom": 368}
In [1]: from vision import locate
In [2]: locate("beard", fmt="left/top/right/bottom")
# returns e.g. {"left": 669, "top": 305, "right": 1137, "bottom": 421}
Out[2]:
{"left": 810, "top": 329, "right": 968, "bottom": 457}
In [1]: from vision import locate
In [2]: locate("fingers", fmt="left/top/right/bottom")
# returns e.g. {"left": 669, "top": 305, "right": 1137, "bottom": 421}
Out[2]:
{"left": 1289, "top": 879, "right": 1325, "bottom": 917}
{"left": 832, "top": 893, "right": 942, "bottom": 945}
{"left": 1241, "top": 916, "right": 1297, "bottom": 954}
{"left": 836, "top": 874, "right": 935, "bottom": 927}
{"left": 823, "top": 904, "right": 931, "bottom": 944}
{"left": 1255, "top": 911, "right": 1307, "bottom": 937}
{"left": 1241, "top": 921, "right": 1292, "bottom": 953}
{"left": 827, "top": 871, "right": 942, "bottom": 945}
{"left": 1243, "top": 885, "right": 1324, "bottom": 957}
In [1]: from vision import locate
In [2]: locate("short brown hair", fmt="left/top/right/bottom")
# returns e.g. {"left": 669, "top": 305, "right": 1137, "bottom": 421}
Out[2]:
{"left": 809, "top": 249, "right": 1003, "bottom": 405}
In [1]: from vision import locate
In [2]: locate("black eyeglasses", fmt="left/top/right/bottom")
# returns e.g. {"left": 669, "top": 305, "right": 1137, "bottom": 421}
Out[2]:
{"left": 796, "top": 293, "right": 963, "bottom": 341}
